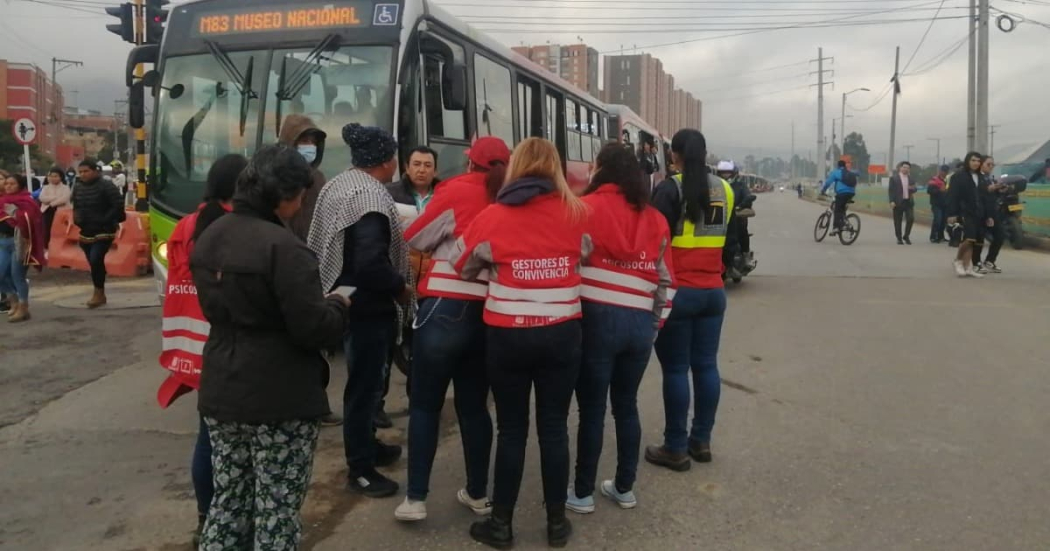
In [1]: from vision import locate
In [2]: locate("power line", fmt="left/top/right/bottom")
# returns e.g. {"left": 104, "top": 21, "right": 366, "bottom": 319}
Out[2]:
{"left": 901, "top": 0, "right": 947, "bottom": 72}
{"left": 704, "top": 84, "right": 811, "bottom": 104}
{"left": 474, "top": 15, "right": 970, "bottom": 33}
{"left": 692, "top": 71, "right": 810, "bottom": 94}
{"left": 904, "top": 32, "right": 971, "bottom": 75}
{"left": 459, "top": 6, "right": 971, "bottom": 18}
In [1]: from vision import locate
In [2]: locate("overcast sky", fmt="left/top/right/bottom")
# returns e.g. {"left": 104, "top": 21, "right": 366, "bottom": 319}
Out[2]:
{"left": 3, "top": 0, "right": 1048, "bottom": 164}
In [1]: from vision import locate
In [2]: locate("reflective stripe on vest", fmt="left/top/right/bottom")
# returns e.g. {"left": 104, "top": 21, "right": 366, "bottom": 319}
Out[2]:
{"left": 580, "top": 285, "right": 654, "bottom": 311}
{"left": 659, "top": 288, "right": 677, "bottom": 320}
{"left": 485, "top": 297, "right": 582, "bottom": 318}
{"left": 488, "top": 281, "right": 580, "bottom": 303}
{"left": 427, "top": 278, "right": 489, "bottom": 298}
{"left": 669, "top": 174, "right": 735, "bottom": 249}
{"left": 162, "top": 316, "right": 211, "bottom": 336}
{"left": 580, "top": 266, "right": 658, "bottom": 294}
{"left": 162, "top": 335, "right": 206, "bottom": 356}
{"left": 430, "top": 260, "right": 490, "bottom": 281}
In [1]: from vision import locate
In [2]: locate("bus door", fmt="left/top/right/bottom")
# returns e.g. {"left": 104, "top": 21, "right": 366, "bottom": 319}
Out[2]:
{"left": 516, "top": 75, "right": 542, "bottom": 142}
{"left": 543, "top": 87, "right": 567, "bottom": 170}
{"left": 419, "top": 33, "right": 470, "bottom": 179}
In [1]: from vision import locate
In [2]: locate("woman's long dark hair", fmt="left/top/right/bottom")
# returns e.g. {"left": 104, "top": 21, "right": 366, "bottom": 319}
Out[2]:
{"left": 193, "top": 154, "right": 248, "bottom": 241}
{"left": 672, "top": 129, "right": 711, "bottom": 224}
{"left": 963, "top": 151, "right": 983, "bottom": 174}
{"left": 48, "top": 167, "right": 66, "bottom": 184}
{"left": 482, "top": 161, "right": 508, "bottom": 202}
{"left": 584, "top": 142, "right": 648, "bottom": 211}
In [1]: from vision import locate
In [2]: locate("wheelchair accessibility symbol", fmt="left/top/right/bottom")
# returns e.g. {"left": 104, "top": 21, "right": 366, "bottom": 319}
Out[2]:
{"left": 374, "top": 4, "right": 399, "bottom": 26}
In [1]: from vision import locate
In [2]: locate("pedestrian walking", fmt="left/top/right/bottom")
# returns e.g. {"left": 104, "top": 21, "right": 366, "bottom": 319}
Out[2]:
{"left": 455, "top": 137, "right": 590, "bottom": 549}
{"left": 38, "top": 168, "right": 71, "bottom": 248}
{"left": 888, "top": 161, "right": 917, "bottom": 245}
{"left": 947, "top": 152, "right": 992, "bottom": 277}
{"left": 155, "top": 154, "right": 247, "bottom": 547}
{"left": 308, "top": 123, "right": 409, "bottom": 499}
{"left": 567, "top": 142, "right": 674, "bottom": 515}
{"left": 973, "top": 155, "right": 1004, "bottom": 274}
{"left": 648, "top": 129, "right": 734, "bottom": 471}
{"left": 71, "top": 159, "right": 125, "bottom": 308}
{"left": 927, "top": 165, "right": 949, "bottom": 243}
{"left": 281, "top": 114, "right": 329, "bottom": 243}
{"left": 1, "top": 173, "right": 46, "bottom": 323}
{"left": 190, "top": 144, "right": 349, "bottom": 550}
{"left": 393, "top": 136, "right": 510, "bottom": 523}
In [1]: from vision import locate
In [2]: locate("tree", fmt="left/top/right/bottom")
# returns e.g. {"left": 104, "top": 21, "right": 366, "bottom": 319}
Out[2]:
{"left": 843, "top": 132, "right": 871, "bottom": 175}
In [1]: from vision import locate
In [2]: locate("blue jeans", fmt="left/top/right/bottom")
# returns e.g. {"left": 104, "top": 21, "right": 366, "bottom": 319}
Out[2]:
{"left": 343, "top": 315, "right": 396, "bottom": 473}
{"left": 930, "top": 205, "right": 946, "bottom": 241}
{"left": 654, "top": 287, "right": 727, "bottom": 453}
{"left": 0, "top": 237, "right": 29, "bottom": 302}
{"left": 574, "top": 303, "right": 655, "bottom": 497}
{"left": 192, "top": 414, "right": 214, "bottom": 516}
{"left": 406, "top": 298, "right": 492, "bottom": 500}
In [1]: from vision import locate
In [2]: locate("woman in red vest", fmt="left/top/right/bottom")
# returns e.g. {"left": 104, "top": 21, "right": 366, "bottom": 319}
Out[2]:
{"left": 155, "top": 154, "right": 246, "bottom": 546}
{"left": 453, "top": 137, "right": 589, "bottom": 549}
{"left": 648, "top": 129, "right": 734, "bottom": 471}
{"left": 395, "top": 136, "right": 510, "bottom": 522}
{"left": 567, "top": 143, "right": 674, "bottom": 514}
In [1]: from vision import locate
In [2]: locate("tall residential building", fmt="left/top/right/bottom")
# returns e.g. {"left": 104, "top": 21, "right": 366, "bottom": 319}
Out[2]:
{"left": 0, "top": 59, "right": 65, "bottom": 165}
{"left": 512, "top": 43, "right": 600, "bottom": 98}
{"left": 604, "top": 53, "right": 702, "bottom": 137}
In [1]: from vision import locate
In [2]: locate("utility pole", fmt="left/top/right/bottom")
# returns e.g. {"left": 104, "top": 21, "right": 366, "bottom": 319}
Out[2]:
{"left": 812, "top": 48, "right": 834, "bottom": 180}
{"left": 967, "top": 0, "right": 977, "bottom": 151}
{"left": 903, "top": 144, "right": 914, "bottom": 162}
{"left": 791, "top": 120, "right": 796, "bottom": 181}
{"left": 133, "top": 0, "right": 148, "bottom": 211}
{"left": 51, "top": 58, "right": 83, "bottom": 122}
{"left": 888, "top": 46, "right": 901, "bottom": 172}
{"left": 927, "top": 137, "right": 941, "bottom": 165}
{"left": 975, "top": 0, "right": 990, "bottom": 153}
{"left": 989, "top": 124, "right": 1000, "bottom": 156}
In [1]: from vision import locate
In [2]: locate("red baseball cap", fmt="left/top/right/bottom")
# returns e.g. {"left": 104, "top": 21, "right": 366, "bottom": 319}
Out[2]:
{"left": 466, "top": 137, "right": 511, "bottom": 167}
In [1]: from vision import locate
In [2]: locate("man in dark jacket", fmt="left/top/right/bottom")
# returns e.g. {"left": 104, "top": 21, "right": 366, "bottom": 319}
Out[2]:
{"left": 385, "top": 146, "right": 439, "bottom": 214}
{"left": 281, "top": 114, "right": 328, "bottom": 242}
{"left": 73, "top": 158, "right": 125, "bottom": 308}
{"left": 927, "top": 164, "right": 949, "bottom": 243}
{"left": 888, "top": 161, "right": 917, "bottom": 244}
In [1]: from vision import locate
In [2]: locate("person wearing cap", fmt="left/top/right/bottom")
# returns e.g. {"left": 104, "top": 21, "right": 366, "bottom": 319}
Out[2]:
{"left": 281, "top": 114, "right": 329, "bottom": 242}
{"left": 308, "top": 123, "right": 410, "bottom": 499}
{"left": 393, "top": 136, "right": 510, "bottom": 522}
{"left": 927, "top": 164, "right": 950, "bottom": 243}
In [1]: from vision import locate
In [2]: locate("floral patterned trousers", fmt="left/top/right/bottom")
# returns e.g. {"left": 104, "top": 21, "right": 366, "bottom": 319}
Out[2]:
{"left": 199, "top": 418, "right": 320, "bottom": 551}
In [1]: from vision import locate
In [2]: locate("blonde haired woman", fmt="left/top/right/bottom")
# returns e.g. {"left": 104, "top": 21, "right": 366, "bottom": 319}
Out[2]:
{"left": 452, "top": 138, "right": 589, "bottom": 549}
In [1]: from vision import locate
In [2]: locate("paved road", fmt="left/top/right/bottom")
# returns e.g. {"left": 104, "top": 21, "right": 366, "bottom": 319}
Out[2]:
{"left": 2, "top": 193, "right": 1048, "bottom": 551}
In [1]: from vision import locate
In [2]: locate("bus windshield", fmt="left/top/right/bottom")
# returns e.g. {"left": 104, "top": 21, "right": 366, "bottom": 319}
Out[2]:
{"left": 152, "top": 44, "right": 393, "bottom": 215}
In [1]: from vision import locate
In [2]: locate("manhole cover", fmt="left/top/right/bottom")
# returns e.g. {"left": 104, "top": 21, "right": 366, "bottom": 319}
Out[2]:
{"left": 55, "top": 291, "right": 160, "bottom": 310}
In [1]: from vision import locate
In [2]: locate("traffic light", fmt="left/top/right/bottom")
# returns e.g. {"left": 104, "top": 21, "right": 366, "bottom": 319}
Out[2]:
{"left": 145, "top": 0, "right": 170, "bottom": 45}
{"left": 105, "top": 3, "right": 135, "bottom": 43}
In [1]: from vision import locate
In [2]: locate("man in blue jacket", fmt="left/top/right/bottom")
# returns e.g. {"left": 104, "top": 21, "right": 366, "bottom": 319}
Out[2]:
{"left": 821, "top": 160, "right": 858, "bottom": 234}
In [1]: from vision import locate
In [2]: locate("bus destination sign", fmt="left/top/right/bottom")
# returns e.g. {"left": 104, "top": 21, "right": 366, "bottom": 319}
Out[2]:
{"left": 193, "top": 2, "right": 383, "bottom": 36}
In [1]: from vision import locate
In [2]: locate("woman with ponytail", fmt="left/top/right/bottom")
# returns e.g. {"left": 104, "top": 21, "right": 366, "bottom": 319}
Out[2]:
{"left": 155, "top": 153, "right": 246, "bottom": 547}
{"left": 648, "top": 129, "right": 735, "bottom": 471}
{"left": 394, "top": 136, "right": 511, "bottom": 523}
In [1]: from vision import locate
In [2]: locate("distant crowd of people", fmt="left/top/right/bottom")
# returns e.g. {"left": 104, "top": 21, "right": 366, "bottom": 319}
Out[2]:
{"left": 155, "top": 113, "right": 735, "bottom": 550}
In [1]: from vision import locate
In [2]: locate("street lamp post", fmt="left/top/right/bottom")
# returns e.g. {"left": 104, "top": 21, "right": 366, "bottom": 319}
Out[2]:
{"left": 842, "top": 87, "right": 870, "bottom": 159}
{"left": 927, "top": 137, "right": 941, "bottom": 166}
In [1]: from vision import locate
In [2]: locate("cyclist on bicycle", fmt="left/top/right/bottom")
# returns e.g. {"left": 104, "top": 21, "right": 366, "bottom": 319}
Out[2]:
{"left": 820, "top": 160, "right": 858, "bottom": 235}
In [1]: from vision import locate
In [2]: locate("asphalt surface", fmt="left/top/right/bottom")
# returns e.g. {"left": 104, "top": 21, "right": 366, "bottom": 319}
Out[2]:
{"left": 2, "top": 192, "right": 1048, "bottom": 551}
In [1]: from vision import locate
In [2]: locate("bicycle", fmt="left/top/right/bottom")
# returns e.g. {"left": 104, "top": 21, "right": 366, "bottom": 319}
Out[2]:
{"left": 814, "top": 194, "right": 861, "bottom": 245}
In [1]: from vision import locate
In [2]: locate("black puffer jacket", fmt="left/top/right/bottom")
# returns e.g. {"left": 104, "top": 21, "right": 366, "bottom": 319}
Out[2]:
{"left": 72, "top": 176, "right": 124, "bottom": 238}
{"left": 190, "top": 202, "right": 347, "bottom": 423}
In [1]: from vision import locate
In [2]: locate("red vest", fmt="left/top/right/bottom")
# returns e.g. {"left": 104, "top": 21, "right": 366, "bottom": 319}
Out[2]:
{"left": 453, "top": 192, "right": 587, "bottom": 328}
{"left": 580, "top": 185, "right": 674, "bottom": 323}
{"left": 404, "top": 171, "right": 491, "bottom": 301}
{"left": 156, "top": 208, "right": 214, "bottom": 408}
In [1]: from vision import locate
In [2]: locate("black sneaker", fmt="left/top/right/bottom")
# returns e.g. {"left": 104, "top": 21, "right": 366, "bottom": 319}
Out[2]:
{"left": 374, "top": 408, "right": 393, "bottom": 429}
{"left": 903, "top": 237, "right": 912, "bottom": 245}
{"left": 984, "top": 262, "right": 1002, "bottom": 273}
{"left": 375, "top": 439, "right": 402, "bottom": 467}
{"left": 688, "top": 440, "right": 713, "bottom": 463}
{"left": 348, "top": 468, "right": 399, "bottom": 498}
{"left": 470, "top": 510, "right": 514, "bottom": 550}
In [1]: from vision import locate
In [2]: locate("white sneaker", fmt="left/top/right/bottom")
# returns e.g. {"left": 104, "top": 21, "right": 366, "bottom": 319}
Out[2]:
{"left": 953, "top": 260, "right": 966, "bottom": 277}
{"left": 456, "top": 488, "right": 492, "bottom": 516}
{"left": 394, "top": 497, "right": 427, "bottom": 521}
{"left": 600, "top": 480, "right": 638, "bottom": 510}
{"left": 965, "top": 266, "right": 985, "bottom": 278}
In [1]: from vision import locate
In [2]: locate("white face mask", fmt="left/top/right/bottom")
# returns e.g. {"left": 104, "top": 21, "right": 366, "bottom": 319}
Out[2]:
{"left": 298, "top": 144, "right": 318, "bottom": 164}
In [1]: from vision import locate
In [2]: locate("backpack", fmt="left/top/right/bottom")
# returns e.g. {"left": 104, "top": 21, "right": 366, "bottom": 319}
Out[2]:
{"left": 842, "top": 170, "right": 858, "bottom": 188}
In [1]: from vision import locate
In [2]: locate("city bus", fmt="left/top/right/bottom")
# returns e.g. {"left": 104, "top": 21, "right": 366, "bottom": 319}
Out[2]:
{"left": 123, "top": 0, "right": 609, "bottom": 294}
{"left": 606, "top": 103, "right": 667, "bottom": 186}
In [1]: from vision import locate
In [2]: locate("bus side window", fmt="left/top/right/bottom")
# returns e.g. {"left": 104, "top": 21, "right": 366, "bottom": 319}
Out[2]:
{"left": 517, "top": 77, "right": 542, "bottom": 141}
{"left": 474, "top": 53, "right": 514, "bottom": 145}
{"left": 544, "top": 89, "right": 566, "bottom": 162}
{"left": 423, "top": 54, "right": 466, "bottom": 141}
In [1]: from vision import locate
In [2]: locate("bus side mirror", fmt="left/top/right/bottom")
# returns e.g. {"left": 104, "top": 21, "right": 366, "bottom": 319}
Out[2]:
{"left": 129, "top": 80, "right": 146, "bottom": 129}
{"left": 442, "top": 63, "right": 467, "bottom": 111}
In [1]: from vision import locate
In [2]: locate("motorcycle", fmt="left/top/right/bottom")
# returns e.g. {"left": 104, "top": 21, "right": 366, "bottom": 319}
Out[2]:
{"left": 997, "top": 175, "right": 1028, "bottom": 250}
{"left": 724, "top": 195, "right": 758, "bottom": 284}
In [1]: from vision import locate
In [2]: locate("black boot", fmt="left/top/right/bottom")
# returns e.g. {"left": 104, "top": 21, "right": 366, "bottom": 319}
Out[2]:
{"left": 470, "top": 504, "right": 514, "bottom": 549}
{"left": 546, "top": 502, "right": 573, "bottom": 548}
{"left": 192, "top": 514, "right": 206, "bottom": 547}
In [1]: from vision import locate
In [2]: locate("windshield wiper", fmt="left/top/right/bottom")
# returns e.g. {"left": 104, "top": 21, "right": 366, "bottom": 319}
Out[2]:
{"left": 204, "top": 40, "right": 258, "bottom": 137}
{"left": 274, "top": 34, "right": 340, "bottom": 137}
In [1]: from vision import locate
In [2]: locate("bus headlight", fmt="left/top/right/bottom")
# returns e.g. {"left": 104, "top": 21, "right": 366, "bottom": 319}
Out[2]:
{"left": 156, "top": 241, "right": 168, "bottom": 263}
